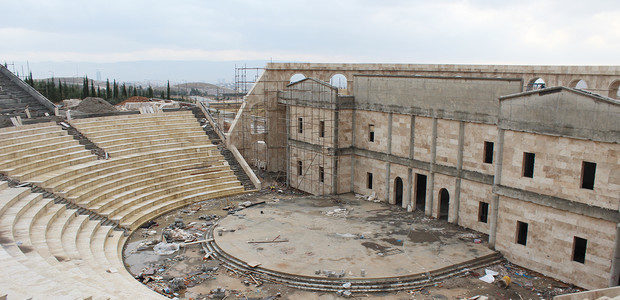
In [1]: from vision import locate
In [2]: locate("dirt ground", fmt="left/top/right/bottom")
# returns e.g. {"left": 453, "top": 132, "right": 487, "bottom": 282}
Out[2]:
{"left": 123, "top": 182, "right": 583, "bottom": 300}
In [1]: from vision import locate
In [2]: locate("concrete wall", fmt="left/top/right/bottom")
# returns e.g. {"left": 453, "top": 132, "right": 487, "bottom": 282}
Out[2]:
{"left": 496, "top": 195, "right": 616, "bottom": 289}
{"left": 353, "top": 156, "right": 388, "bottom": 200}
{"left": 462, "top": 123, "right": 497, "bottom": 175}
{"left": 353, "top": 110, "right": 389, "bottom": 153}
{"left": 459, "top": 179, "right": 493, "bottom": 234}
{"left": 354, "top": 75, "right": 522, "bottom": 123}
{"left": 500, "top": 130, "right": 619, "bottom": 211}
{"left": 289, "top": 145, "right": 334, "bottom": 195}
{"left": 289, "top": 106, "right": 336, "bottom": 148}
{"left": 500, "top": 88, "right": 620, "bottom": 143}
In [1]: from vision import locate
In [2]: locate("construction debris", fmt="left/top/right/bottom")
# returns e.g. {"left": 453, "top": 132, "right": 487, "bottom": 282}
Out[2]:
{"left": 73, "top": 97, "right": 117, "bottom": 114}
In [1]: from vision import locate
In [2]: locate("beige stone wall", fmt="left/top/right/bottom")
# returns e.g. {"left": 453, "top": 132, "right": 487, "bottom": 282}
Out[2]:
{"left": 338, "top": 109, "right": 353, "bottom": 148}
{"left": 496, "top": 195, "right": 616, "bottom": 289}
{"left": 458, "top": 179, "right": 493, "bottom": 234}
{"left": 353, "top": 155, "right": 387, "bottom": 200}
{"left": 414, "top": 116, "right": 433, "bottom": 162}
{"left": 462, "top": 122, "right": 497, "bottom": 175}
{"left": 289, "top": 106, "right": 336, "bottom": 148}
{"left": 337, "top": 155, "right": 352, "bottom": 194}
{"left": 289, "top": 146, "right": 334, "bottom": 195}
{"left": 391, "top": 113, "right": 411, "bottom": 157}
{"left": 388, "top": 163, "right": 410, "bottom": 207}
{"left": 501, "top": 130, "right": 620, "bottom": 210}
{"left": 354, "top": 110, "right": 389, "bottom": 153}
{"left": 435, "top": 119, "right": 460, "bottom": 168}
{"left": 432, "top": 173, "right": 458, "bottom": 219}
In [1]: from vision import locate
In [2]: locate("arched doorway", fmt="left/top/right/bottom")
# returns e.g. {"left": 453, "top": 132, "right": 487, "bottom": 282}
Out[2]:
{"left": 394, "top": 177, "right": 403, "bottom": 207}
{"left": 438, "top": 188, "right": 449, "bottom": 220}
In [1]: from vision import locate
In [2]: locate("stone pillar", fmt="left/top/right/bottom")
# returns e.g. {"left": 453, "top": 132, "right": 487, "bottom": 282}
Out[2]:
{"left": 426, "top": 115, "right": 438, "bottom": 217}
{"left": 450, "top": 121, "right": 465, "bottom": 224}
{"left": 489, "top": 128, "right": 505, "bottom": 249}
{"left": 407, "top": 114, "right": 416, "bottom": 212}
{"left": 332, "top": 110, "right": 339, "bottom": 194}
{"left": 386, "top": 112, "right": 393, "bottom": 202}
{"left": 350, "top": 109, "right": 357, "bottom": 193}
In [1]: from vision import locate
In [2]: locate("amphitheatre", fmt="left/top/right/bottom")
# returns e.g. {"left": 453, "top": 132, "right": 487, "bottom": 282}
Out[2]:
{"left": 0, "top": 62, "right": 618, "bottom": 299}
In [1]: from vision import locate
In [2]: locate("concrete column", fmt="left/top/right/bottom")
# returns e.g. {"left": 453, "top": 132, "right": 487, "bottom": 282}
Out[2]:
{"left": 406, "top": 168, "right": 413, "bottom": 211}
{"left": 450, "top": 121, "right": 466, "bottom": 224}
{"left": 350, "top": 109, "right": 357, "bottom": 192}
{"left": 610, "top": 223, "right": 620, "bottom": 287}
{"left": 286, "top": 105, "right": 291, "bottom": 187}
{"left": 386, "top": 162, "right": 391, "bottom": 203}
{"left": 489, "top": 128, "right": 505, "bottom": 249}
{"left": 387, "top": 112, "right": 393, "bottom": 155}
{"left": 409, "top": 115, "right": 416, "bottom": 160}
{"left": 386, "top": 112, "right": 393, "bottom": 203}
{"left": 332, "top": 110, "right": 339, "bottom": 194}
{"left": 426, "top": 115, "right": 438, "bottom": 217}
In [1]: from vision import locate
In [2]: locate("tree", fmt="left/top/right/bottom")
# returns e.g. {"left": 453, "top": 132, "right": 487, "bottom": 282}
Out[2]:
{"left": 97, "top": 86, "right": 101, "bottom": 98}
{"left": 90, "top": 81, "right": 96, "bottom": 97}
{"left": 113, "top": 79, "right": 119, "bottom": 102}
{"left": 160, "top": 91, "right": 165, "bottom": 99}
{"left": 122, "top": 83, "right": 127, "bottom": 98}
{"left": 82, "top": 76, "right": 89, "bottom": 99}
{"left": 132, "top": 86, "right": 138, "bottom": 96}
{"left": 106, "top": 79, "right": 111, "bottom": 100}
{"left": 147, "top": 86, "right": 154, "bottom": 98}
{"left": 58, "top": 79, "right": 63, "bottom": 100}
{"left": 166, "top": 80, "right": 171, "bottom": 99}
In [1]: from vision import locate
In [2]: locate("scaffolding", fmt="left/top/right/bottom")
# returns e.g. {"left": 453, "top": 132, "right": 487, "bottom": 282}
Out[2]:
{"left": 279, "top": 80, "right": 338, "bottom": 196}
{"left": 234, "top": 64, "right": 263, "bottom": 94}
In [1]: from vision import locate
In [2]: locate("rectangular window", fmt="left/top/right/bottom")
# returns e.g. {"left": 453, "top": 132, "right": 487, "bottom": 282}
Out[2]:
{"left": 368, "top": 124, "right": 375, "bottom": 142}
{"left": 483, "top": 141, "right": 494, "bottom": 164}
{"left": 367, "top": 172, "right": 373, "bottom": 189}
{"left": 516, "top": 221, "right": 528, "bottom": 246}
{"left": 297, "top": 160, "right": 303, "bottom": 176}
{"left": 319, "top": 120, "right": 325, "bottom": 138}
{"left": 522, "top": 152, "right": 535, "bottom": 178}
{"left": 572, "top": 236, "right": 587, "bottom": 264}
{"left": 319, "top": 166, "right": 324, "bottom": 183}
{"left": 478, "top": 202, "right": 489, "bottom": 223}
{"left": 298, "top": 117, "right": 303, "bottom": 134}
{"left": 581, "top": 161, "right": 596, "bottom": 190}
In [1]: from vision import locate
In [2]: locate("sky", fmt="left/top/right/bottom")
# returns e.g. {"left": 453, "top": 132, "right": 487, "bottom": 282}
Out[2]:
{"left": 0, "top": 0, "right": 618, "bottom": 83}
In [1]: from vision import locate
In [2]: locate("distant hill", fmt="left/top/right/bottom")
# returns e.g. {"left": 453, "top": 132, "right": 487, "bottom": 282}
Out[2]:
{"left": 173, "top": 82, "right": 235, "bottom": 94}
{"left": 36, "top": 77, "right": 233, "bottom": 93}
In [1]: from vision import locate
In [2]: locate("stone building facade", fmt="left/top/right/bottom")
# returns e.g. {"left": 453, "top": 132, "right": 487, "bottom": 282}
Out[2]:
{"left": 277, "top": 75, "right": 620, "bottom": 290}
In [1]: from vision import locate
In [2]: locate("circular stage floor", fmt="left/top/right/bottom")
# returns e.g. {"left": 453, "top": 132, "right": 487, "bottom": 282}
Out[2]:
{"left": 214, "top": 194, "right": 495, "bottom": 279}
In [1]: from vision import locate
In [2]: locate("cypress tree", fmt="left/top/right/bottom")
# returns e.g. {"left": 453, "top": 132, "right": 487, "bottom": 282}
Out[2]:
{"left": 58, "top": 79, "right": 63, "bottom": 100}
{"left": 97, "top": 86, "right": 101, "bottom": 98}
{"left": 90, "top": 81, "right": 96, "bottom": 97}
{"left": 106, "top": 79, "right": 111, "bottom": 100}
{"left": 160, "top": 91, "right": 165, "bottom": 99}
{"left": 132, "top": 86, "right": 137, "bottom": 96}
{"left": 147, "top": 86, "right": 154, "bottom": 98}
{"left": 122, "top": 83, "right": 127, "bottom": 98}
{"left": 113, "top": 80, "right": 119, "bottom": 102}
{"left": 166, "top": 80, "right": 171, "bottom": 99}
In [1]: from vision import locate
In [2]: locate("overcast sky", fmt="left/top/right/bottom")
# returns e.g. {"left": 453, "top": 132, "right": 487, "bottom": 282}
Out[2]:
{"left": 1, "top": 0, "right": 618, "bottom": 82}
